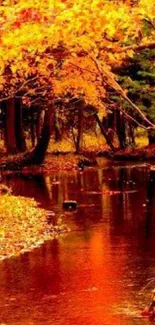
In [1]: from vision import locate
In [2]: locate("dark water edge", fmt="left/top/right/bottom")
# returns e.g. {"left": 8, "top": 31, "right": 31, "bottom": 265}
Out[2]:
{"left": 0, "top": 158, "right": 155, "bottom": 325}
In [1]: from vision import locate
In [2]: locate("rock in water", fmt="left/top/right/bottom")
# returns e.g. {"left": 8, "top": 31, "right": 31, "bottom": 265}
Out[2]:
{"left": 63, "top": 200, "right": 77, "bottom": 210}
{"left": 77, "top": 157, "right": 97, "bottom": 168}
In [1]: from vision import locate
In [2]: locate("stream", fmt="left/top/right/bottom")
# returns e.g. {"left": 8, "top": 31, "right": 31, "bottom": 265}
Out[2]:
{"left": 0, "top": 158, "right": 155, "bottom": 325}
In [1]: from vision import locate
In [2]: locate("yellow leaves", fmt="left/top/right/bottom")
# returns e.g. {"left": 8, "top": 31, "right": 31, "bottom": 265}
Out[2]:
{"left": 127, "top": 49, "right": 134, "bottom": 58}
{"left": 0, "top": 229, "right": 5, "bottom": 238}
{"left": 138, "top": 0, "right": 155, "bottom": 18}
{"left": 0, "top": 192, "right": 69, "bottom": 260}
{"left": 0, "top": 0, "right": 154, "bottom": 103}
{"left": 10, "top": 65, "right": 17, "bottom": 74}
{"left": 53, "top": 55, "right": 106, "bottom": 108}
{"left": 0, "top": 61, "right": 4, "bottom": 74}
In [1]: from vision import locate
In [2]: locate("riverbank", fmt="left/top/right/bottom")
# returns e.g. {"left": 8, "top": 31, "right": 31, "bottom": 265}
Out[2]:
{"left": 98, "top": 145, "right": 155, "bottom": 161}
{"left": 0, "top": 192, "right": 69, "bottom": 261}
{"left": 0, "top": 144, "right": 155, "bottom": 174}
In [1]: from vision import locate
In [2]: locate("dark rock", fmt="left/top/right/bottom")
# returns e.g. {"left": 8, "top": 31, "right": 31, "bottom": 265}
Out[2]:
{"left": 77, "top": 157, "right": 97, "bottom": 169}
{"left": 63, "top": 200, "right": 77, "bottom": 210}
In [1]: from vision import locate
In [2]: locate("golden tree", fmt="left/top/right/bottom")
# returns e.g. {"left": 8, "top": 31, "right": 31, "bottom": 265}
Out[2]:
{"left": 0, "top": 0, "right": 154, "bottom": 160}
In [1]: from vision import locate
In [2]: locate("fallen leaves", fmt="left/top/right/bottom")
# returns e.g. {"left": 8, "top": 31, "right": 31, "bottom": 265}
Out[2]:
{"left": 0, "top": 193, "right": 69, "bottom": 261}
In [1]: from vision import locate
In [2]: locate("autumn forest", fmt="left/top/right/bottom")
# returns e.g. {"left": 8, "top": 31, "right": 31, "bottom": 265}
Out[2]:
{"left": 0, "top": 0, "right": 155, "bottom": 324}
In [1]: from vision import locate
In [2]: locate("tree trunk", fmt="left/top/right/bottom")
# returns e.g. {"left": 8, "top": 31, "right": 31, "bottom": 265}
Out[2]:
{"left": 36, "top": 108, "right": 43, "bottom": 141}
{"left": 30, "top": 109, "right": 36, "bottom": 147}
{"left": 116, "top": 109, "right": 126, "bottom": 149}
{"left": 71, "top": 127, "right": 76, "bottom": 148}
{"left": 94, "top": 113, "right": 116, "bottom": 151}
{"left": 4, "top": 98, "right": 18, "bottom": 154}
{"left": 148, "top": 130, "right": 155, "bottom": 145}
{"left": 76, "top": 108, "right": 83, "bottom": 154}
{"left": 54, "top": 109, "right": 61, "bottom": 142}
{"left": 128, "top": 123, "right": 135, "bottom": 146}
{"left": 15, "top": 97, "right": 27, "bottom": 152}
{"left": 0, "top": 103, "right": 54, "bottom": 170}
{"left": 30, "top": 104, "right": 53, "bottom": 164}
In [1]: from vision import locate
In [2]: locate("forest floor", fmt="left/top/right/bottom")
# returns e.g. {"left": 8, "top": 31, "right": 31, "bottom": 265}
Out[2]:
{"left": 46, "top": 134, "right": 155, "bottom": 162}
{"left": 98, "top": 144, "right": 155, "bottom": 161}
{"left": 0, "top": 134, "right": 155, "bottom": 173}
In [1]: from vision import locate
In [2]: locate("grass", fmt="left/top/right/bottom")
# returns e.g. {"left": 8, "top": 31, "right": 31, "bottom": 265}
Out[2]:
{"left": 48, "top": 131, "right": 148, "bottom": 153}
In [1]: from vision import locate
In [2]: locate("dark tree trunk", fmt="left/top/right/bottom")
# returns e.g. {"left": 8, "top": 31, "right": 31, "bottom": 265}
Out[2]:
{"left": 54, "top": 109, "right": 61, "bottom": 142}
{"left": 30, "top": 104, "right": 53, "bottom": 164}
{"left": 94, "top": 113, "right": 116, "bottom": 151}
{"left": 0, "top": 103, "right": 3, "bottom": 140}
{"left": 4, "top": 98, "right": 18, "bottom": 154}
{"left": 30, "top": 109, "right": 36, "bottom": 147}
{"left": 36, "top": 108, "right": 42, "bottom": 141}
{"left": 15, "top": 97, "right": 27, "bottom": 152}
{"left": 128, "top": 124, "right": 135, "bottom": 146}
{"left": 148, "top": 130, "right": 155, "bottom": 145}
{"left": 0, "top": 104, "right": 54, "bottom": 170}
{"left": 71, "top": 127, "right": 76, "bottom": 148}
{"left": 75, "top": 108, "right": 83, "bottom": 154}
{"left": 115, "top": 109, "right": 126, "bottom": 149}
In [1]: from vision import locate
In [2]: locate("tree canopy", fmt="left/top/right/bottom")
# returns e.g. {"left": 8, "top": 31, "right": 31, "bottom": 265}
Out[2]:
{"left": 0, "top": 0, "right": 154, "bottom": 114}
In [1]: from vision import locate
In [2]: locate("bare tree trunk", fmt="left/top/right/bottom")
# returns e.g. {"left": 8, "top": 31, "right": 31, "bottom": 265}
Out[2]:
{"left": 30, "top": 104, "right": 54, "bottom": 164}
{"left": 128, "top": 124, "right": 135, "bottom": 146}
{"left": 15, "top": 97, "right": 27, "bottom": 152}
{"left": 4, "top": 98, "right": 18, "bottom": 154}
{"left": 36, "top": 108, "right": 43, "bottom": 141}
{"left": 116, "top": 109, "right": 126, "bottom": 149}
{"left": 71, "top": 127, "right": 76, "bottom": 149}
{"left": 148, "top": 130, "right": 155, "bottom": 145}
{"left": 54, "top": 109, "right": 61, "bottom": 142}
{"left": 0, "top": 103, "right": 54, "bottom": 169}
{"left": 76, "top": 109, "right": 83, "bottom": 154}
{"left": 30, "top": 109, "right": 36, "bottom": 147}
{"left": 94, "top": 113, "right": 116, "bottom": 151}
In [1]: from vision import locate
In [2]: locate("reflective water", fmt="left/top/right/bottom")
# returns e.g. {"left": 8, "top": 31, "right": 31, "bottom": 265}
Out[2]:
{"left": 0, "top": 159, "right": 155, "bottom": 325}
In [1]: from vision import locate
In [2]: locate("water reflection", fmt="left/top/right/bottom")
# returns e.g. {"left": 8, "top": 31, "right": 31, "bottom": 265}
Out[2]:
{"left": 0, "top": 161, "right": 155, "bottom": 324}
{"left": 145, "top": 169, "right": 155, "bottom": 238}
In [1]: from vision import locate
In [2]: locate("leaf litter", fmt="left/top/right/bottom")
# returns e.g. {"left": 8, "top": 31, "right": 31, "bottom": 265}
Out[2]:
{"left": 0, "top": 193, "right": 69, "bottom": 261}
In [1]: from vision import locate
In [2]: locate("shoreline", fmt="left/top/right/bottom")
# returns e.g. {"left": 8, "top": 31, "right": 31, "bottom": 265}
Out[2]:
{"left": 0, "top": 145, "right": 155, "bottom": 173}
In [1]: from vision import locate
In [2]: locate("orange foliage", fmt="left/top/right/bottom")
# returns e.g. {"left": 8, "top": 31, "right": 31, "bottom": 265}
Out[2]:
{"left": 0, "top": 0, "right": 154, "bottom": 109}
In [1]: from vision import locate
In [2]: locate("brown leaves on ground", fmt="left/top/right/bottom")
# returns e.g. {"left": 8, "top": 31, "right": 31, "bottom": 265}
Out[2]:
{"left": 0, "top": 194, "right": 69, "bottom": 261}
{"left": 114, "top": 146, "right": 155, "bottom": 160}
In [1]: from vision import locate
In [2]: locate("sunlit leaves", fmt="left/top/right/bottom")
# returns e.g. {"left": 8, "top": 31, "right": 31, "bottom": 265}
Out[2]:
{"left": 0, "top": 193, "right": 69, "bottom": 260}
{"left": 0, "top": 0, "right": 154, "bottom": 107}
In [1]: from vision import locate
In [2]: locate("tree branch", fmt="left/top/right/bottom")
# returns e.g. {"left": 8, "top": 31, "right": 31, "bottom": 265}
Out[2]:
{"left": 91, "top": 57, "right": 155, "bottom": 129}
{"left": 110, "top": 42, "right": 155, "bottom": 53}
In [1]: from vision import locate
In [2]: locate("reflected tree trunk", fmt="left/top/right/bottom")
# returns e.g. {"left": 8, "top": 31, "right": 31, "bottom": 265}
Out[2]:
{"left": 145, "top": 169, "right": 155, "bottom": 237}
